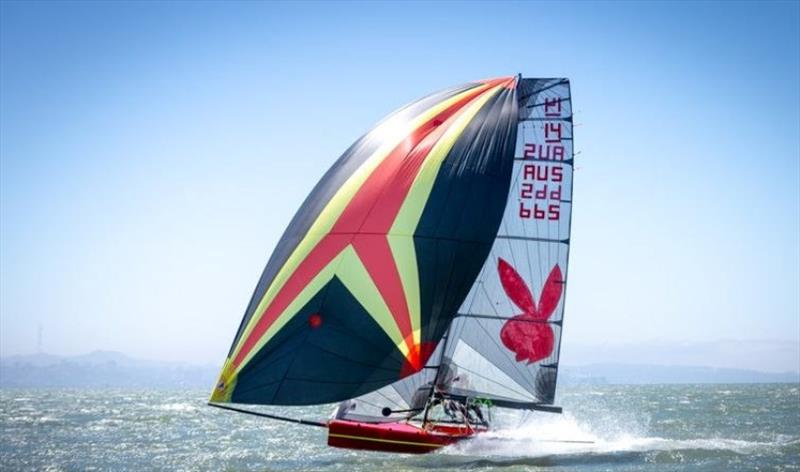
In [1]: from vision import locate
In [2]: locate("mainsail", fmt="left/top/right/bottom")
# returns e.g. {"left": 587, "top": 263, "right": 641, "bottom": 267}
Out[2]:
{"left": 335, "top": 78, "right": 573, "bottom": 421}
{"left": 211, "top": 77, "right": 520, "bottom": 406}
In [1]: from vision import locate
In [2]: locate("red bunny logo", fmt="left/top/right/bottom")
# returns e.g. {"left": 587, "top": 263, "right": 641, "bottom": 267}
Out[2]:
{"left": 498, "top": 258, "right": 562, "bottom": 363}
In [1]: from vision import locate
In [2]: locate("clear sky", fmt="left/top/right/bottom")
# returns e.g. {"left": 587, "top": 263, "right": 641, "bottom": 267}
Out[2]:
{"left": 1, "top": 1, "right": 798, "bottom": 372}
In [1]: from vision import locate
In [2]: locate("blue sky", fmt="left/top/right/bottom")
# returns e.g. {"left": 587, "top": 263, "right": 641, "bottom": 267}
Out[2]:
{"left": 1, "top": 1, "right": 798, "bottom": 371}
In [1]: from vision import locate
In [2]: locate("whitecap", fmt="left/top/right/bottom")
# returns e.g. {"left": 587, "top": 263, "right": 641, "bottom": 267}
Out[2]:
{"left": 155, "top": 402, "right": 198, "bottom": 413}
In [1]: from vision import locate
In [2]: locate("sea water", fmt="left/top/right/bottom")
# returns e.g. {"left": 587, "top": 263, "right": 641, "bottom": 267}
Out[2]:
{"left": 1, "top": 384, "right": 798, "bottom": 471}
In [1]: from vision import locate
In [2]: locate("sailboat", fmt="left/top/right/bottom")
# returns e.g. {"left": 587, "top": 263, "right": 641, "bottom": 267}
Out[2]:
{"left": 209, "top": 75, "right": 575, "bottom": 454}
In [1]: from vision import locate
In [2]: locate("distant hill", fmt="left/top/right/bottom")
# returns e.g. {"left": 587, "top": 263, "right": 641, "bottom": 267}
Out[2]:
{"left": 0, "top": 351, "right": 217, "bottom": 389}
{"left": 1, "top": 351, "right": 797, "bottom": 388}
{"left": 560, "top": 363, "right": 799, "bottom": 385}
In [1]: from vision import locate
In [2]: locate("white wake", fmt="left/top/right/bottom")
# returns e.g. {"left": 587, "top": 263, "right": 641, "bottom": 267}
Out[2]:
{"left": 440, "top": 411, "right": 790, "bottom": 458}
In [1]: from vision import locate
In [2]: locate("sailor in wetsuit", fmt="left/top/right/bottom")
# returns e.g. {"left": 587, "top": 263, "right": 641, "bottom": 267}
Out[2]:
{"left": 466, "top": 402, "right": 486, "bottom": 425}
{"left": 411, "top": 360, "right": 491, "bottom": 427}
{"left": 443, "top": 398, "right": 464, "bottom": 420}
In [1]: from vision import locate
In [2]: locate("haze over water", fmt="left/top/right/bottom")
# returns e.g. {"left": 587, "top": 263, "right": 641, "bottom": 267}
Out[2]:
{"left": 2, "top": 384, "right": 797, "bottom": 471}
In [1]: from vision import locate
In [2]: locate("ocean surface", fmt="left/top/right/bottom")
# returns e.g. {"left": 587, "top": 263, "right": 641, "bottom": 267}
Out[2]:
{"left": 1, "top": 384, "right": 798, "bottom": 471}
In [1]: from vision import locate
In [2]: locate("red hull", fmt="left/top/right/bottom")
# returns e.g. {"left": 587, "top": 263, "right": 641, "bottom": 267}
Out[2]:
{"left": 327, "top": 419, "right": 483, "bottom": 454}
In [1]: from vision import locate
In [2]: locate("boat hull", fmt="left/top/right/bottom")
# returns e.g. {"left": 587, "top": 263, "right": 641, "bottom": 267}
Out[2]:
{"left": 327, "top": 419, "right": 481, "bottom": 454}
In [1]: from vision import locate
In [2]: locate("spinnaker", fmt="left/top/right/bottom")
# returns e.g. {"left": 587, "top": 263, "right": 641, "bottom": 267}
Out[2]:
{"left": 210, "top": 75, "right": 575, "bottom": 454}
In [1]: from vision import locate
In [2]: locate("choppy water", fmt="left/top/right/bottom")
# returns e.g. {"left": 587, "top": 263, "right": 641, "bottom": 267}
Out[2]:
{"left": 1, "top": 384, "right": 798, "bottom": 471}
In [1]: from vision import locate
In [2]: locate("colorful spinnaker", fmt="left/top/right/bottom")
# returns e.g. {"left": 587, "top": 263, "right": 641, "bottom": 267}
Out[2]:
{"left": 211, "top": 77, "right": 521, "bottom": 405}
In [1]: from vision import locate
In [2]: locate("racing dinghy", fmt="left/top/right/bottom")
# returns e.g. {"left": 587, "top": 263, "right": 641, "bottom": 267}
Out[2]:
{"left": 209, "top": 76, "right": 575, "bottom": 454}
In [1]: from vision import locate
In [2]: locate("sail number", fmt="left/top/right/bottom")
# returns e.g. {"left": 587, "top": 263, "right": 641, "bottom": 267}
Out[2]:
{"left": 519, "top": 96, "right": 566, "bottom": 221}
{"left": 519, "top": 163, "right": 564, "bottom": 221}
